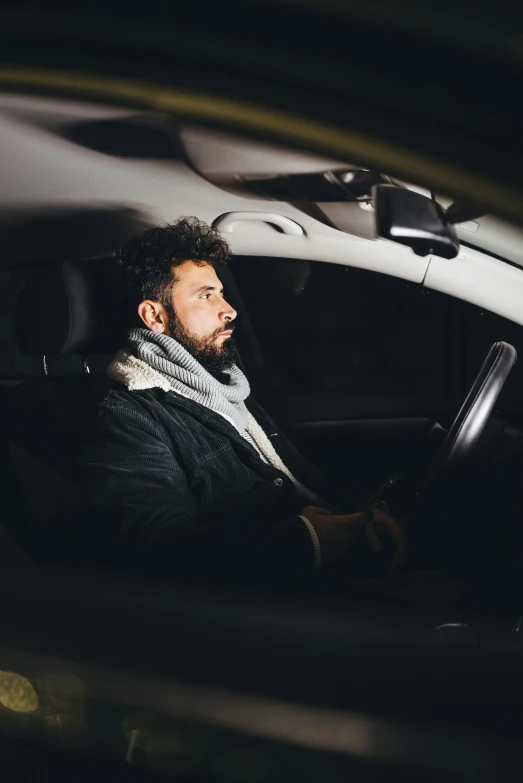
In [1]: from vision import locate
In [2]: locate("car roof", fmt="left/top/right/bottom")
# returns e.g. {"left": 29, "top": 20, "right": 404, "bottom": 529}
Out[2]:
{"left": 2, "top": 92, "right": 523, "bottom": 328}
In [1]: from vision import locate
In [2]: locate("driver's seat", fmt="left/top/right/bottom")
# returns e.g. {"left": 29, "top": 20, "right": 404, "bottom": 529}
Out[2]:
{"left": 6, "top": 256, "right": 129, "bottom": 561}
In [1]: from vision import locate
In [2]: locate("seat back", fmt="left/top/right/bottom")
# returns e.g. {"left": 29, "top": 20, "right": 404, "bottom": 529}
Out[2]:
{"left": 7, "top": 257, "right": 130, "bottom": 559}
{"left": 0, "top": 384, "right": 34, "bottom": 566}
{"left": 9, "top": 376, "right": 111, "bottom": 523}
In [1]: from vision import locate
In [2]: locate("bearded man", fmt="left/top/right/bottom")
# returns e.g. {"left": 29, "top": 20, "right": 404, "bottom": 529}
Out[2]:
{"left": 83, "top": 217, "right": 403, "bottom": 587}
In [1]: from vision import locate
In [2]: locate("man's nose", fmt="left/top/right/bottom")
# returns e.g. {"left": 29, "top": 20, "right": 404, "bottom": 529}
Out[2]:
{"left": 222, "top": 300, "right": 237, "bottom": 322}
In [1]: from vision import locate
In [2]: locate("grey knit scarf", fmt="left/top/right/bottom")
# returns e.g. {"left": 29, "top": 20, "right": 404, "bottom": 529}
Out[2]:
{"left": 127, "top": 327, "right": 251, "bottom": 433}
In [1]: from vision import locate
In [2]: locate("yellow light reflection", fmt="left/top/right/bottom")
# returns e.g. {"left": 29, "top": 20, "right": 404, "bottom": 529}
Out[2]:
{"left": 0, "top": 671, "right": 38, "bottom": 713}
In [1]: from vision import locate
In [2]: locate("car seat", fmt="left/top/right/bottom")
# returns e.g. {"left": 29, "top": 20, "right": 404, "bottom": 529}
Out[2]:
{"left": 6, "top": 256, "right": 130, "bottom": 561}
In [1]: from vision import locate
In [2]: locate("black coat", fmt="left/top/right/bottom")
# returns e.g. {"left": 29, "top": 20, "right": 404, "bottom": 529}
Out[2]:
{"left": 81, "top": 384, "right": 354, "bottom": 586}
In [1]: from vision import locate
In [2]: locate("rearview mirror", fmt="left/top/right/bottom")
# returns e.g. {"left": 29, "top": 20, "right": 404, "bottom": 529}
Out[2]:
{"left": 373, "top": 185, "right": 459, "bottom": 259}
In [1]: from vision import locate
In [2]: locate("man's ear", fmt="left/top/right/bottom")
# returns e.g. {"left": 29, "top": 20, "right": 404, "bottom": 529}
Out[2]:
{"left": 137, "top": 300, "right": 169, "bottom": 333}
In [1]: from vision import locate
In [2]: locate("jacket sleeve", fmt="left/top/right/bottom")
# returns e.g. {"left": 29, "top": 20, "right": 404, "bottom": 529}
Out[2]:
{"left": 80, "top": 400, "right": 316, "bottom": 586}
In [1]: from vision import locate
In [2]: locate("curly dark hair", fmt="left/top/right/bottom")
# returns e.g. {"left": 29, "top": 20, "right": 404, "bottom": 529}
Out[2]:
{"left": 117, "top": 216, "right": 231, "bottom": 308}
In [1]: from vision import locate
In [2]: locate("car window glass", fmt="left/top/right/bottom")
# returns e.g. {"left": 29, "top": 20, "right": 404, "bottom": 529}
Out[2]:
{"left": 230, "top": 257, "right": 459, "bottom": 400}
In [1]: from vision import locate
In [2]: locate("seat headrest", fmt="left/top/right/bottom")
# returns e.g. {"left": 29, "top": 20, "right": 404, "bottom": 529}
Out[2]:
{"left": 17, "top": 257, "right": 132, "bottom": 356}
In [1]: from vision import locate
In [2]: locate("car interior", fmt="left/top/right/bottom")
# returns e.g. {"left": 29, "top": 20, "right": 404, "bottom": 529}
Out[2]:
{"left": 3, "top": 93, "right": 523, "bottom": 574}
{"left": 3, "top": 90, "right": 523, "bottom": 780}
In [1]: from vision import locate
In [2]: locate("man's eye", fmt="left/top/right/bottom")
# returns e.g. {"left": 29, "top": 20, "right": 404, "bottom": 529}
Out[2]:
{"left": 201, "top": 294, "right": 211, "bottom": 300}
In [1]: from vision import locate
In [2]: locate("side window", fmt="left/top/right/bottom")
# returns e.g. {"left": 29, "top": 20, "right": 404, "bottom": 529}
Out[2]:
{"left": 230, "top": 257, "right": 460, "bottom": 400}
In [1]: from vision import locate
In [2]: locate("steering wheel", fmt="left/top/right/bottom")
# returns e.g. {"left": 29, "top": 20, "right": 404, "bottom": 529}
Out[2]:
{"left": 419, "top": 341, "right": 517, "bottom": 497}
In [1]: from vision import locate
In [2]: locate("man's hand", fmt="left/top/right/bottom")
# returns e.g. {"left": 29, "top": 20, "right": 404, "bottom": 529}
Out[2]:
{"left": 301, "top": 505, "right": 407, "bottom": 572}
{"left": 300, "top": 506, "right": 372, "bottom": 567}
{"left": 364, "top": 506, "right": 407, "bottom": 571}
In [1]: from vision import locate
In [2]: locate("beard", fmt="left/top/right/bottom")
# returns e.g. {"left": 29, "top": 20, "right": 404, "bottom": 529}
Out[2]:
{"left": 166, "top": 306, "right": 238, "bottom": 375}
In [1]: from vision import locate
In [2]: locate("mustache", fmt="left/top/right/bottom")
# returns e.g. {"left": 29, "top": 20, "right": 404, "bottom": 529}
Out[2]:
{"left": 214, "top": 324, "right": 235, "bottom": 336}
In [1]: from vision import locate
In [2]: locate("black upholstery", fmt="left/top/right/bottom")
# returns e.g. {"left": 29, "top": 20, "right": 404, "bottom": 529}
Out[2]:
{"left": 0, "top": 385, "right": 34, "bottom": 566}
{"left": 17, "top": 256, "right": 131, "bottom": 356}
{"left": 7, "top": 257, "right": 129, "bottom": 560}
{"left": 9, "top": 375, "right": 111, "bottom": 518}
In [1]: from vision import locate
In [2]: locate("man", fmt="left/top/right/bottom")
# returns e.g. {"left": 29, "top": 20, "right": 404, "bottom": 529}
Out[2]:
{"left": 83, "top": 217, "right": 405, "bottom": 587}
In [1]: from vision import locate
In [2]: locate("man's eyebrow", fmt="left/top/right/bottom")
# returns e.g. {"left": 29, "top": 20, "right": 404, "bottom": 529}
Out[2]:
{"left": 192, "top": 284, "right": 224, "bottom": 295}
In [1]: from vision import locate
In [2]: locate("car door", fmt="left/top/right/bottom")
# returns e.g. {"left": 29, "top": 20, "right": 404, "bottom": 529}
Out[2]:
{"left": 227, "top": 256, "right": 466, "bottom": 497}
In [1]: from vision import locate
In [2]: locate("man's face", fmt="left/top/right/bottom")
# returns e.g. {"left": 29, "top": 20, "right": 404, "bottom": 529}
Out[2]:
{"left": 164, "top": 261, "right": 238, "bottom": 372}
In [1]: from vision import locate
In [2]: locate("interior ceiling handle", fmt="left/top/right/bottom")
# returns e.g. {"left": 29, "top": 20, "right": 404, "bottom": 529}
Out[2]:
{"left": 212, "top": 211, "right": 305, "bottom": 236}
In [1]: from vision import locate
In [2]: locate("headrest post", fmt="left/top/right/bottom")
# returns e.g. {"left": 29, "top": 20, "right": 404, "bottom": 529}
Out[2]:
{"left": 42, "top": 355, "right": 48, "bottom": 376}
{"left": 83, "top": 358, "right": 91, "bottom": 375}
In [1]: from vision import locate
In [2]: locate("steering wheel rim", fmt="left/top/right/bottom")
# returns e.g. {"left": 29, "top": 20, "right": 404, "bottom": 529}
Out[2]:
{"left": 419, "top": 341, "right": 517, "bottom": 497}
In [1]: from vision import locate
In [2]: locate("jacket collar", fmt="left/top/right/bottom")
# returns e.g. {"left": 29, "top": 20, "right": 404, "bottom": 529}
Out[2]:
{"left": 108, "top": 349, "right": 263, "bottom": 459}
{"left": 107, "top": 349, "right": 173, "bottom": 392}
